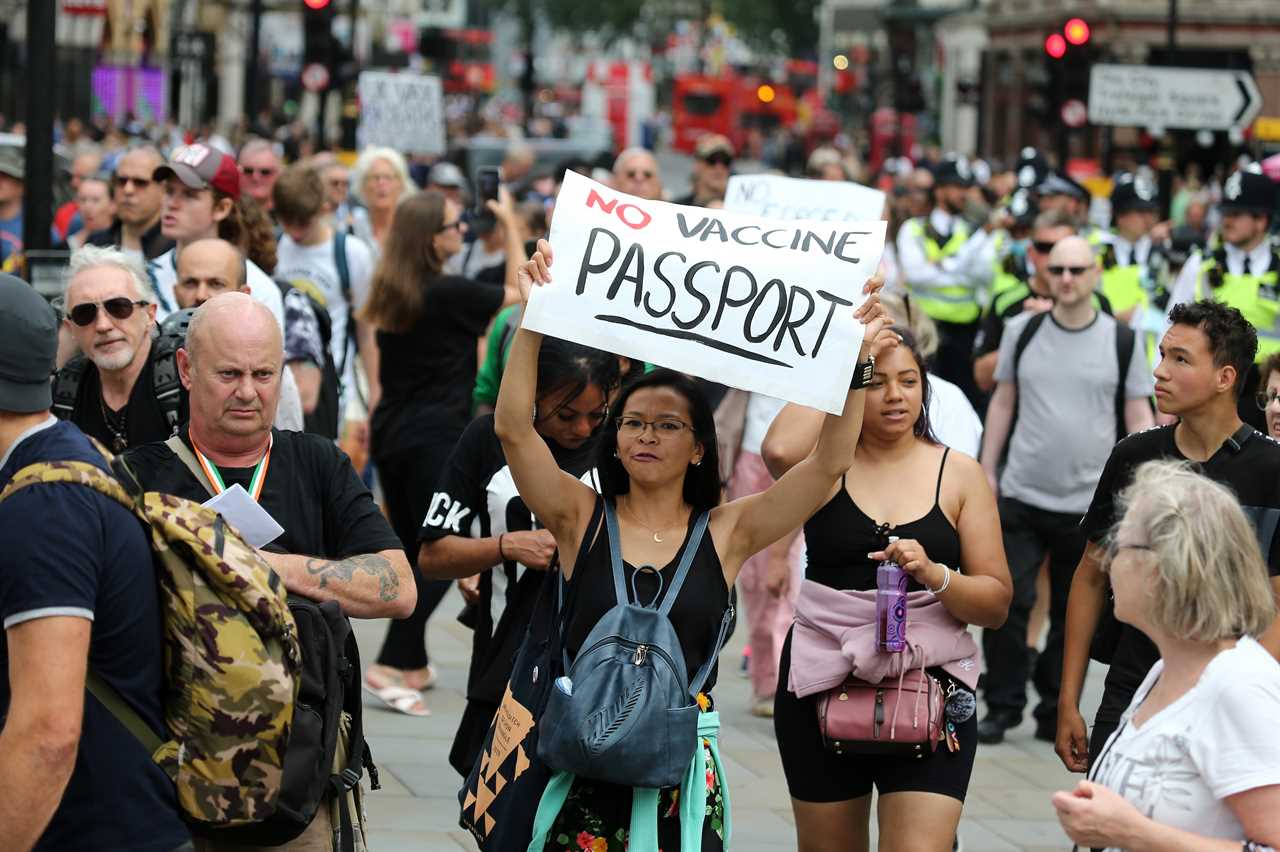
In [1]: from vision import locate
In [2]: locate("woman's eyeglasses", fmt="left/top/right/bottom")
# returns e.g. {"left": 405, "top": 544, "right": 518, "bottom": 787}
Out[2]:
{"left": 67, "top": 297, "right": 149, "bottom": 327}
{"left": 1257, "top": 390, "right": 1280, "bottom": 410}
{"left": 616, "top": 417, "right": 693, "bottom": 437}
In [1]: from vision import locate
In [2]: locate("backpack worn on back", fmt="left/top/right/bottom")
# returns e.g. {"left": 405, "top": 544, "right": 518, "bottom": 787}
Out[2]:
{"left": 537, "top": 500, "right": 733, "bottom": 789}
{"left": 275, "top": 279, "right": 342, "bottom": 439}
{"left": 163, "top": 436, "right": 379, "bottom": 851}
{"left": 0, "top": 444, "right": 301, "bottom": 830}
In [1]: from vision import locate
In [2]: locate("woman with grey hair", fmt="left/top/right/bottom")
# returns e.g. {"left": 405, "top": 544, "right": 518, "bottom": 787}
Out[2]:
{"left": 350, "top": 146, "right": 413, "bottom": 256}
{"left": 1054, "top": 460, "right": 1280, "bottom": 851}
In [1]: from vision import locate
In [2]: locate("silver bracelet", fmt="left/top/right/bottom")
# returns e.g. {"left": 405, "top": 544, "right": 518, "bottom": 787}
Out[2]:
{"left": 927, "top": 564, "right": 952, "bottom": 595}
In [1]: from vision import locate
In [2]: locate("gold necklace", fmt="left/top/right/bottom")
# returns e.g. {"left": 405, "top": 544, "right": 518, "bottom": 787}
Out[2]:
{"left": 620, "top": 501, "right": 684, "bottom": 543}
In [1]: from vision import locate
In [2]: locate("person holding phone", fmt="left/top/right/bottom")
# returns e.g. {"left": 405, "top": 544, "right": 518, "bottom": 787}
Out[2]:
{"left": 447, "top": 166, "right": 511, "bottom": 281}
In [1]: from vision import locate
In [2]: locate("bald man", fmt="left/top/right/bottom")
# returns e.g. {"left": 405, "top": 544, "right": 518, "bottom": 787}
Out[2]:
{"left": 976, "top": 235, "right": 1154, "bottom": 745}
{"left": 122, "top": 292, "right": 413, "bottom": 850}
{"left": 613, "top": 148, "right": 664, "bottom": 200}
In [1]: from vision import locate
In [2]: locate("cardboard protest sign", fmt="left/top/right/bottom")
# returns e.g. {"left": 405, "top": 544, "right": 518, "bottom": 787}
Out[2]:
{"left": 725, "top": 173, "right": 886, "bottom": 223}
{"left": 356, "top": 71, "right": 445, "bottom": 155}
{"left": 521, "top": 172, "right": 886, "bottom": 413}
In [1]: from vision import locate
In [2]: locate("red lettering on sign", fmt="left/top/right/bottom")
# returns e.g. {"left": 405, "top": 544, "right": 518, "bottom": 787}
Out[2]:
{"left": 585, "top": 188, "right": 652, "bottom": 230}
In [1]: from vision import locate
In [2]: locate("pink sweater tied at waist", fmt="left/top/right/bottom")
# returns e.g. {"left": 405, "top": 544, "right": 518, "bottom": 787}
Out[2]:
{"left": 787, "top": 579, "right": 982, "bottom": 698}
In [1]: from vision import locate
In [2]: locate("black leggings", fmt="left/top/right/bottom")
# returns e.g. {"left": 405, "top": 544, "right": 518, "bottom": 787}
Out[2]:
{"left": 774, "top": 629, "right": 978, "bottom": 803}
{"left": 374, "top": 435, "right": 458, "bottom": 671}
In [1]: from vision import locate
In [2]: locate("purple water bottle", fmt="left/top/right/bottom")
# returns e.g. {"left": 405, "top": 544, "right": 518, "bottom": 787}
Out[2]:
{"left": 877, "top": 536, "right": 908, "bottom": 652}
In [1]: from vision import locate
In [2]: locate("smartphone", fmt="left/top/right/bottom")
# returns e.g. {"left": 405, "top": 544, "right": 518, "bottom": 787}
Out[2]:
{"left": 475, "top": 166, "right": 501, "bottom": 214}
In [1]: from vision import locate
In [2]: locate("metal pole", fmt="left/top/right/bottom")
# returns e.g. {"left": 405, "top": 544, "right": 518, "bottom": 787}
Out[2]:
{"left": 245, "top": 0, "right": 264, "bottom": 126}
{"left": 1156, "top": 0, "right": 1178, "bottom": 220}
{"left": 24, "top": 0, "right": 55, "bottom": 257}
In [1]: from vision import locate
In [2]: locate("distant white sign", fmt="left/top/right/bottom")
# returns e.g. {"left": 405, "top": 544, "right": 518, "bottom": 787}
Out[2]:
{"left": 724, "top": 173, "right": 886, "bottom": 223}
{"left": 416, "top": 0, "right": 466, "bottom": 29}
{"left": 522, "top": 172, "right": 887, "bottom": 413}
{"left": 357, "top": 71, "right": 445, "bottom": 156}
{"left": 1088, "top": 64, "right": 1262, "bottom": 132}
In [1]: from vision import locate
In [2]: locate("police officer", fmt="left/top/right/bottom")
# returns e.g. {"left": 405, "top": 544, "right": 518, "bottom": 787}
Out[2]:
{"left": 1166, "top": 167, "right": 1280, "bottom": 429}
{"left": 1099, "top": 174, "right": 1167, "bottom": 325}
{"left": 897, "top": 154, "right": 996, "bottom": 406}
{"left": 1015, "top": 147, "right": 1050, "bottom": 194}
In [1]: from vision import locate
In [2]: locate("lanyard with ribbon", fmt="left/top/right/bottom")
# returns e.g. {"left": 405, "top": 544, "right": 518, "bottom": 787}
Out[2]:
{"left": 190, "top": 434, "right": 274, "bottom": 501}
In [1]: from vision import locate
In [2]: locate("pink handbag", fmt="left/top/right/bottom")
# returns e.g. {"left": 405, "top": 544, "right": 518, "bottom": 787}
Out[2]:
{"left": 816, "top": 654, "right": 944, "bottom": 756}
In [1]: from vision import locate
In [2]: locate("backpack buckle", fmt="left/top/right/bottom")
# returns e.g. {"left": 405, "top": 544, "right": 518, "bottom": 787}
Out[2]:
{"left": 337, "top": 767, "right": 362, "bottom": 792}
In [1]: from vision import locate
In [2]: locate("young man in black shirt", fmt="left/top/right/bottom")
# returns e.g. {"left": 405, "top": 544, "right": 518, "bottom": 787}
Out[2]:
{"left": 122, "top": 292, "right": 413, "bottom": 850}
{"left": 1056, "top": 300, "right": 1280, "bottom": 774}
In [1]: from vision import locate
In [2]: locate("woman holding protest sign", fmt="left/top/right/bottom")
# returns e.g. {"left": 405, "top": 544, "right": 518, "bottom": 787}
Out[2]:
{"left": 495, "top": 237, "right": 893, "bottom": 850}
{"left": 763, "top": 326, "right": 1011, "bottom": 852}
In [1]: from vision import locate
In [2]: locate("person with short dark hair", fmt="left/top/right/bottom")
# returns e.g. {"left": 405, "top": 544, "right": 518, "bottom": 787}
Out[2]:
{"left": 1259, "top": 350, "right": 1280, "bottom": 441}
{"left": 0, "top": 273, "right": 191, "bottom": 851}
{"left": 86, "top": 146, "right": 174, "bottom": 262}
{"left": 1057, "top": 299, "right": 1280, "bottom": 776}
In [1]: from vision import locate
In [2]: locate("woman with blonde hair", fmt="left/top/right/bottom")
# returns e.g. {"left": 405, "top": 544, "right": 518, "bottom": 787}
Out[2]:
{"left": 1054, "top": 460, "right": 1280, "bottom": 851}
{"left": 350, "top": 146, "right": 413, "bottom": 254}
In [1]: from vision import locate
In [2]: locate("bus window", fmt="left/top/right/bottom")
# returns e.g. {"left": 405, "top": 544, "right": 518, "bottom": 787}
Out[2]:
{"left": 682, "top": 92, "right": 724, "bottom": 116}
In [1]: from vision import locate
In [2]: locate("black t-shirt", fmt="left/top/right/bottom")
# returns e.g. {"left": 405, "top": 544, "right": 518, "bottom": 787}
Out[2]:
{"left": 69, "top": 355, "right": 187, "bottom": 452}
{"left": 1081, "top": 423, "right": 1280, "bottom": 722}
{"left": 371, "top": 275, "right": 505, "bottom": 458}
{"left": 420, "top": 415, "right": 597, "bottom": 703}
{"left": 0, "top": 420, "right": 189, "bottom": 852}
{"left": 122, "top": 427, "right": 401, "bottom": 560}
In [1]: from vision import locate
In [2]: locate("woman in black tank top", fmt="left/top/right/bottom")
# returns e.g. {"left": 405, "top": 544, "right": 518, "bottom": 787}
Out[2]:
{"left": 494, "top": 241, "right": 894, "bottom": 851}
{"left": 765, "top": 328, "right": 1012, "bottom": 852}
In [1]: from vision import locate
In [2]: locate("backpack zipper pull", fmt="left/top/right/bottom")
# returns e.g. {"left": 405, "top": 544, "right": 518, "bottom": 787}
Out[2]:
{"left": 633, "top": 644, "right": 648, "bottom": 665}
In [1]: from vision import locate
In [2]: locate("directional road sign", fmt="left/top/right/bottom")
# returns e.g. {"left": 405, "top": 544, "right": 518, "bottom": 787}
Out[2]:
{"left": 1088, "top": 64, "right": 1262, "bottom": 132}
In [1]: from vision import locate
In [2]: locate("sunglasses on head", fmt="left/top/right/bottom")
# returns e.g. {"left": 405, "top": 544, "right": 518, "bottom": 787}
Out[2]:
{"left": 1031, "top": 240, "right": 1057, "bottom": 254}
{"left": 703, "top": 153, "right": 732, "bottom": 167}
{"left": 67, "top": 297, "right": 149, "bottom": 327}
{"left": 1047, "top": 265, "right": 1091, "bottom": 277}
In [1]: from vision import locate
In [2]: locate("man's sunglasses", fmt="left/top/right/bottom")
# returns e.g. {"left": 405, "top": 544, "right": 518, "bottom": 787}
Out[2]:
{"left": 1046, "top": 265, "right": 1091, "bottom": 277}
{"left": 1031, "top": 240, "right": 1057, "bottom": 254}
{"left": 242, "top": 167, "right": 278, "bottom": 177}
{"left": 626, "top": 170, "right": 655, "bottom": 180}
{"left": 702, "top": 153, "right": 732, "bottom": 167}
{"left": 67, "top": 297, "right": 149, "bottom": 327}
{"left": 114, "top": 175, "right": 152, "bottom": 189}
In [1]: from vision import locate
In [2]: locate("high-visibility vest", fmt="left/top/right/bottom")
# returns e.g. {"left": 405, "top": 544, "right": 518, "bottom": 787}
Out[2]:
{"left": 1195, "top": 249, "right": 1280, "bottom": 363}
{"left": 904, "top": 217, "right": 981, "bottom": 324}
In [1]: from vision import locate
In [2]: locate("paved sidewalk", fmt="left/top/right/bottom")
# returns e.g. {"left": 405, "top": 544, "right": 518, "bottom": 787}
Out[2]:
{"left": 354, "top": 591, "right": 1106, "bottom": 851}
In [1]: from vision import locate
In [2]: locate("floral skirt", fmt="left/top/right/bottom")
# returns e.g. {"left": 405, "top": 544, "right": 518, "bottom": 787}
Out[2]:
{"left": 540, "top": 740, "right": 727, "bottom": 852}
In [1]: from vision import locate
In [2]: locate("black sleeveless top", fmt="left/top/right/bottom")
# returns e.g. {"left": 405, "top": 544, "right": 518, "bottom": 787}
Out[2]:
{"left": 804, "top": 447, "right": 962, "bottom": 592}
{"left": 563, "top": 498, "right": 731, "bottom": 692}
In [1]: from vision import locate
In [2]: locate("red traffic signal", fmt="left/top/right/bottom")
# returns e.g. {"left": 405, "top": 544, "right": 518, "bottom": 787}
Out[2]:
{"left": 1064, "top": 18, "right": 1091, "bottom": 46}
{"left": 1044, "top": 33, "right": 1067, "bottom": 59}
{"left": 304, "top": 0, "right": 331, "bottom": 9}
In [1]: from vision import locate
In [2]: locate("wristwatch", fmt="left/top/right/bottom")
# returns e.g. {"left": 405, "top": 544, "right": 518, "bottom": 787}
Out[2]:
{"left": 849, "top": 355, "right": 876, "bottom": 390}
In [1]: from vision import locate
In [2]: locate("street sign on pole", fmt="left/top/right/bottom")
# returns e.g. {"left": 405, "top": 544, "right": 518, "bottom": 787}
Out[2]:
{"left": 1088, "top": 64, "right": 1262, "bottom": 132}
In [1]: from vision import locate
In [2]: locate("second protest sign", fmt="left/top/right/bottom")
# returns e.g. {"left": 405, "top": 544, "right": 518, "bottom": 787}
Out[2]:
{"left": 521, "top": 172, "right": 887, "bottom": 413}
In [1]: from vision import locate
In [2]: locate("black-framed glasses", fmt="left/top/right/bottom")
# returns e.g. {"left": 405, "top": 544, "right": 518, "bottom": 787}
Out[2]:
{"left": 438, "top": 220, "right": 464, "bottom": 233}
{"left": 1031, "top": 240, "right": 1056, "bottom": 255}
{"left": 616, "top": 416, "right": 693, "bottom": 437}
{"left": 113, "top": 175, "right": 152, "bottom": 189}
{"left": 1257, "top": 390, "right": 1280, "bottom": 411}
{"left": 67, "top": 297, "right": 149, "bottom": 327}
{"left": 626, "top": 170, "right": 655, "bottom": 180}
{"left": 702, "top": 153, "right": 732, "bottom": 167}
{"left": 1047, "top": 265, "right": 1091, "bottom": 277}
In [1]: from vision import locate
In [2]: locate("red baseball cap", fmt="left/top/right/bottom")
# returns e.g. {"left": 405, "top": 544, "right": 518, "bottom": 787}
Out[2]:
{"left": 153, "top": 143, "right": 241, "bottom": 200}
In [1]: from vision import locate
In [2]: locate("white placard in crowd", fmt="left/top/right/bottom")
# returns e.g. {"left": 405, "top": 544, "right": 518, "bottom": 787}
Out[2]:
{"left": 356, "top": 71, "right": 445, "bottom": 155}
{"left": 522, "top": 172, "right": 887, "bottom": 414}
{"left": 723, "top": 173, "right": 887, "bottom": 223}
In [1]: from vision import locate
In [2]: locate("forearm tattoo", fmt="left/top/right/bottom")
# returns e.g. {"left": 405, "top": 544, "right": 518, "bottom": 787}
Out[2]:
{"left": 304, "top": 553, "right": 401, "bottom": 602}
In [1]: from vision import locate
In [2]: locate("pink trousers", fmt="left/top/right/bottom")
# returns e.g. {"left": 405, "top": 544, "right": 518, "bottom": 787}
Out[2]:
{"left": 727, "top": 450, "right": 805, "bottom": 699}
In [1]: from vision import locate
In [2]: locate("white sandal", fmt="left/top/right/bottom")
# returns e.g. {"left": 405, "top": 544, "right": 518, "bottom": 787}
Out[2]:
{"left": 362, "top": 681, "right": 430, "bottom": 717}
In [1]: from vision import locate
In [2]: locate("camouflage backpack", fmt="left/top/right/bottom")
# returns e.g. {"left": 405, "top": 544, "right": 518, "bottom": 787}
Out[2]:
{"left": 0, "top": 444, "right": 301, "bottom": 829}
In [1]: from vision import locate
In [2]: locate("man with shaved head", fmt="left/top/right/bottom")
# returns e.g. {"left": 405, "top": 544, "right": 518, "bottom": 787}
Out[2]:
{"left": 976, "top": 234, "right": 1155, "bottom": 745}
{"left": 613, "top": 147, "right": 663, "bottom": 200}
{"left": 123, "top": 292, "right": 413, "bottom": 849}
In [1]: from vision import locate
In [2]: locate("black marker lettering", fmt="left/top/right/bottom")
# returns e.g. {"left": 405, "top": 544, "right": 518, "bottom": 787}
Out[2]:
{"left": 744, "top": 278, "right": 788, "bottom": 344}
{"left": 762, "top": 229, "right": 789, "bottom": 249}
{"left": 672, "top": 261, "right": 717, "bottom": 329}
{"left": 702, "top": 218, "right": 729, "bottom": 243}
{"left": 577, "top": 228, "right": 621, "bottom": 295}
{"left": 834, "top": 230, "right": 872, "bottom": 265}
{"left": 712, "top": 266, "right": 759, "bottom": 331}
{"left": 775, "top": 285, "right": 816, "bottom": 355}
{"left": 730, "top": 225, "right": 761, "bottom": 246}
{"left": 812, "top": 289, "right": 855, "bottom": 357}
{"left": 676, "top": 214, "right": 711, "bottom": 239}
{"left": 607, "top": 242, "right": 646, "bottom": 307}
{"left": 647, "top": 251, "right": 684, "bottom": 317}
{"left": 801, "top": 230, "right": 835, "bottom": 257}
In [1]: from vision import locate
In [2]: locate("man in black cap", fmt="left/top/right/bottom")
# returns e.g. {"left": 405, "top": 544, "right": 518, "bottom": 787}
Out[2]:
{"left": 675, "top": 134, "right": 734, "bottom": 207}
{"left": 1165, "top": 166, "right": 1280, "bottom": 428}
{"left": 0, "top": 273, "right": 191, "bottom": 851}
{"left": 1099, "top": 174, "right": 1167, "bottom": 325}
{"left": 1016, "top": 147, "right": 1050, "bottom": 192}
{"left": 1036, "top": 171, "right": 1091, "bottom": 226}
{"left": 897, "top": 153, "right": 997, "bottom": 405}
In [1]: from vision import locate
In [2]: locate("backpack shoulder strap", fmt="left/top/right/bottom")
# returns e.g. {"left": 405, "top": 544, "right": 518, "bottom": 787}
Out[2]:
{"left": 333, "top": 230, "right": 351, "bottom": 304}
{"left": 1114, "top": 321, "right": 1137, "bottom": 441}
{"left": 602, "top": 500, "right": 630, "bottom": 605}
{"left": 1011, "top": 310, "right": 1049, "bottom": 383}
{"left": 51, "top": 356, "right": 90, "bottom": 422}
{"left": 656, "top": 510, "right": 711, "bottom": 618}
{"left": 151, "top": 339, "right": 184, "bottom": 435}
{"left": 164, "top": 435, "right": 217, "bottom": 498}
{"left": 86, "top": 668, "right": 164, "bottom": 755}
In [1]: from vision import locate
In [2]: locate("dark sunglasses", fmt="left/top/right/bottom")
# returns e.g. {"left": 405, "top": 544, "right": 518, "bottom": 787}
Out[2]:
{"left": 1047, "top": 265, "right": 1091, "bottom": 277}
{"left": 1031, "top": 240, "right": 1056, "bottom": 254}
{"left": 626, "top": 170, "right": 655, "bottom": 180}
{"left": 241, "top": 167, "right": 278, "bottom": 177}
{"left": 114, "top": 175, "right": 152, "bottom": 189}
{"left": 67, "top": 297, "right": 149, "bottom": 327}
{"left": 702, "top": 153, "right": 732, "bottom": 167}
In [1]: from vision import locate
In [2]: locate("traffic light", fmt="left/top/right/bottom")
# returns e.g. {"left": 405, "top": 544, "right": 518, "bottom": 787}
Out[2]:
{"left": 1064, "top": 18, "right": 1090, "bottom": 46}
{"left": 1045, "top": 18, "right": 1090, "bottom": 59}
{"left": 304, "top": 0, "right": 338, "bottom": 68}
{"left": 1044, "top": 33, "right": 1067, "bottom": 60}
{"left": 304, "top": 0, "right": 331, "bottom": 8}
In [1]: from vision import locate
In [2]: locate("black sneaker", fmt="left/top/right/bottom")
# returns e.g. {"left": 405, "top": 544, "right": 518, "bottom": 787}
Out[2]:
{"left": 1033, "top": 719, "right": 1057, "bottom": 743}
{"left": 976, "top": 711, "right": 1021, "bottom": 744}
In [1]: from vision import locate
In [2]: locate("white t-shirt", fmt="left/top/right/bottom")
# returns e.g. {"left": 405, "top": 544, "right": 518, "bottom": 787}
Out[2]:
{"left": 274, "top": 233, "right": 375, "bottom": 376}
{"left": 927, "top": 374, "right": 982, "bottom": 458}
{"left": 1089, "top": 636, "right": 1280, "bottom": 850}
{"left": 149, "top": 248, "right": 284, "bottom": 331}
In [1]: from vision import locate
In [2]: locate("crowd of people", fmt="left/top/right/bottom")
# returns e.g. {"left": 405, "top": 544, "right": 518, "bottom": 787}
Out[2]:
{"left": 2, "top": 114, "right": 1280, "bottom": 852}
